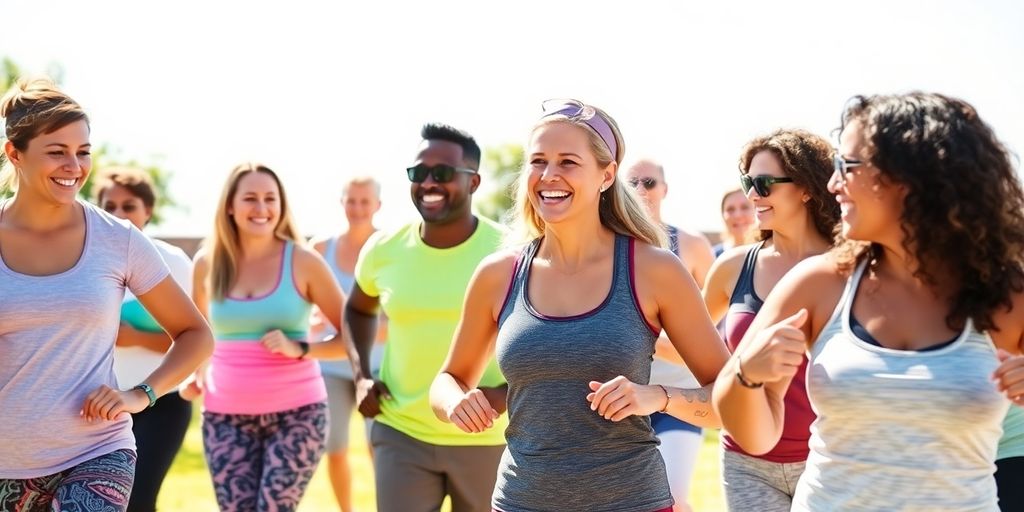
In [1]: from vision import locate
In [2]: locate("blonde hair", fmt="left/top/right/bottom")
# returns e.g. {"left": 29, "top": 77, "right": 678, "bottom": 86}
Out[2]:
{"left": 342, "top": 175, "right": 381, "bottom": 198}
{"left": 206, "top": 163, "right": 303, "bottom": 301}
{"left": 1, "top": 76, "right": 88, "bottom": 193}
{"left": 509, "top": 105, "right": 666, "bottom": 248}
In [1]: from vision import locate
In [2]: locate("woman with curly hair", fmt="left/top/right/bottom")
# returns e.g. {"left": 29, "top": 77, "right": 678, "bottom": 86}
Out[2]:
{"left": 713, "top": 92, "right": 1024, "bottom": 511}
{"left": 702, "top": 129, "right": 839, "bottom": 511}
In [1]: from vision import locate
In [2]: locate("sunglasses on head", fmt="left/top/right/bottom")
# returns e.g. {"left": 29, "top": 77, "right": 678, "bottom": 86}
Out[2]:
{"left": 628, "top": 177, "right": 659, "bottom": 190}
{"left": 740, "top": 174, "right": 794, "bottom": 197}
{"left": 406, "top": 163, "right": 476, "bottom": 184}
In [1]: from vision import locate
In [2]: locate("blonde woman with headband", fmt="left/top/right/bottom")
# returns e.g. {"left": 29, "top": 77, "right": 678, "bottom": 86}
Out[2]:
{"left": 0, "top": 77, "right": 213, "bottom": 511}
{"left": 431, "top": 99, "right": 730, "bottom": 512}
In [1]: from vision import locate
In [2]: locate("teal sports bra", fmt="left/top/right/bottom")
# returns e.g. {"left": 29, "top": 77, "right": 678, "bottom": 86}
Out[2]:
{"left": 209, "top": 241, "right": 311, "bottom": 342}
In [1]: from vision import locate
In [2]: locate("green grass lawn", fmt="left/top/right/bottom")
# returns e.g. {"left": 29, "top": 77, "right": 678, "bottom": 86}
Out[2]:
{"left": 158, "top": 410, "right": 725, "bottom": 511}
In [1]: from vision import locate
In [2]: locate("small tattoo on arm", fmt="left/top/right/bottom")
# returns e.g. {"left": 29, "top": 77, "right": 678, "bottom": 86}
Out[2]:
{"left": 680, "top": 388, "right": 710, "bottom": 404}
{"left": 693, "top": 410, "right": 710, "bottom": 418}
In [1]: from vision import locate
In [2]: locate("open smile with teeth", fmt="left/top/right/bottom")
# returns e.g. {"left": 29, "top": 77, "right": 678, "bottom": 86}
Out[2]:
{"left": 756, "top": 206, "right": 773, "bottom": 213}
{"left": 421, "top": 193, "right": 445, "bottom": 205}
{"left": 249, "top": 217, "right": 272, "bottom": 225}
{"left": 539, "top": 190, "right": 572, "bottom": 203}
{"left": 52, "top": 177, "right": 79, "bottom": 188}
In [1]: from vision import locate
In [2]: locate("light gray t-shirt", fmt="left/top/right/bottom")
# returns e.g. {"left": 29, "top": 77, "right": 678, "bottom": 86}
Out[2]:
{"left": 0, "top": 200, "right": 169, "bottom": 478}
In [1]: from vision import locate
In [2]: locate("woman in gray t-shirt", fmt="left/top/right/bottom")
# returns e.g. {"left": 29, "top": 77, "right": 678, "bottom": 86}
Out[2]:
{"left": 0, "top": 77, "right": 213, "bottom": 511}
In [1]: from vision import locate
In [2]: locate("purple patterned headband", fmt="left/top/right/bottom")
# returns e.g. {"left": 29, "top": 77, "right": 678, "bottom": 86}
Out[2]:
{"left": 540, "top": 99, "right": 618, "bottom": 161}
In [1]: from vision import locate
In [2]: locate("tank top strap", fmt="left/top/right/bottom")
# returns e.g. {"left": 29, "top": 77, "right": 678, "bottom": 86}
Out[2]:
{"left": 498, "top": 238, "right": 542, "bottom": 327}
{"left": 728, "top": 240, "right": 765, "bottom": 304}
{"left": 666, "top": 225, "right": 680, "bottom": 255}
{"left": 610, "top": 233, "right": 632, "bottom": 295}
{"left": 275, "top": 240, "right": 298, "bottom": 296}
{"left": 323, "top": 236, "right": 340, "bottom": 273}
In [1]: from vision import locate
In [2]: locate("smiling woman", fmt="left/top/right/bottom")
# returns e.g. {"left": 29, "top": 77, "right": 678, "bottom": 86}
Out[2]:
{"left": 0, "top": 76, "right": 214, "bottom": 512}
{"left": 431, "top": 99, "right": 730, "bottom": 512}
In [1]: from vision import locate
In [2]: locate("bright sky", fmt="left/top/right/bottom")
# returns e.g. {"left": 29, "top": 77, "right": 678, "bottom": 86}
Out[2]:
{"left": 3, "top": 0, "right": 1022, "bottom": 237}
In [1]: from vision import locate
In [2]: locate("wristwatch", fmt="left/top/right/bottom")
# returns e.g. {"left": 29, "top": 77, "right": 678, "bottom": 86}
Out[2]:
{"left": 297, "top": 341, "right": 310, "bottom": 359}
{"left": 133, "top": 383, "right": 157, "bottom": 408}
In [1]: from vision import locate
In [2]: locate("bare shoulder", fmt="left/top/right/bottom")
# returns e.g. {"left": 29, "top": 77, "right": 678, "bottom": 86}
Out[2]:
{"left": 633, "top": 241, "right": 693, "bottom": 285}
{"left": 715, "top": 244, "right": 754, "bottom": 272}
{"left": 474, "top": 247, "right": 524, "bottom": 288}
{"left": 293, "top": 242, "right": 330, "bottom": 269}
{"left": 308, "top": 237, "right": 330, "bottom": 255}
{"left": 192, "top": 247, "right": 210, "bottom": 272}
{"left": 782, "top": 253, "right": 846, "bottom": 290}
{"left": 675, "top": 227, "right": 712, "bottom": 244}
{"left": 771, "top": 253, "right": 848, "bottom": 319}
{"left": 991, "top": 289, "right": 1024, "bottom": 351}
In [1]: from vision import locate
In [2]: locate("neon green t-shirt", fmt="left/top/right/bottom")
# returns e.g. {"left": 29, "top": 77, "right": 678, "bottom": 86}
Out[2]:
{"left": 355, "top": 216, "right": 508, "bottom": 446}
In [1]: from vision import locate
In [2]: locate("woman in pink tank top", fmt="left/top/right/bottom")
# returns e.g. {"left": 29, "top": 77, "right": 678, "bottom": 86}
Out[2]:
{"left": 702, "top": 129, "right": 839, "bottom": 512}
{"left": 187, "top": 163, "right": 349, "bottom": 512}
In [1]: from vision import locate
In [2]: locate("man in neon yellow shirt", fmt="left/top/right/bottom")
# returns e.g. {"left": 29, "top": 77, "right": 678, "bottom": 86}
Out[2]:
{"left": 344, "top": 123, "right": 507, "bottom": 512}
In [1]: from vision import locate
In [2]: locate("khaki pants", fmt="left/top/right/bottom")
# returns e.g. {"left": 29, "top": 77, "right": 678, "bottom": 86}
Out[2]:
{"left": 371, "top": 422, "right": 505, "bottom": 512}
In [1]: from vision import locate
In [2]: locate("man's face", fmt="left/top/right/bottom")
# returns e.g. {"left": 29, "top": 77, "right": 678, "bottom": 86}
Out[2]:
{"left": 625, "top": 160, "right": 666, "bottom": 216}
{"left": 408, "top": 139, "right": 480, "bottom": 224}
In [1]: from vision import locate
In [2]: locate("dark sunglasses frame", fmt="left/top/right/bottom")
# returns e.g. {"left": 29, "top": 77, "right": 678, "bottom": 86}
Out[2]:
{"left": 740, "top": 174, "right": 794, "bottom": 197}
{"left": 406, "top": 163, "right": 476, "bottom": 184}
{"left": 833, "top": 153, "right": 865, "bottom": 179}
{"left": 628, "top": 177, "right": 659, "bottom": 190}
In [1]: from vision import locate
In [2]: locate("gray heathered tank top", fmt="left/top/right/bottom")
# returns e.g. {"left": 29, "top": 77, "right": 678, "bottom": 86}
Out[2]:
{"left": 492, "top": 234, "right": 674, "bottom": 512}
{"left": 795, "top": 258, "right": 1010, "bottom": 512}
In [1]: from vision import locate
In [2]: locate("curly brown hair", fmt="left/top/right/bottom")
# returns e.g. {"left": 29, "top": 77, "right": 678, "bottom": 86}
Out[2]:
{"left": 739, "top": 129, "right": 840, "bottom": 243}
{"left": 835, "top": 92, "right": 1024, "bottom": 331}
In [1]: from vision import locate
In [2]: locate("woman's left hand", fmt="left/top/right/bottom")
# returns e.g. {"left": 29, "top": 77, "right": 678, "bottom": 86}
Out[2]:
{"left": 995, "top": 349, "right": 1024, "bottom": 406}
{"left": 261, "top": 329, "right": 303, "bottom": 358}
{"left": 587, "top": 376, "right": 668, "bottom": 421}
{"left": 80, "top": 385, "right": 149, "bottom": 423}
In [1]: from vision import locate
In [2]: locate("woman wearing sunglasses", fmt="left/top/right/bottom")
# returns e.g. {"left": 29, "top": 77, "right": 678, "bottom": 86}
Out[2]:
{"left": 430, "top": 99, "right": 729, "bottom": 512}
{"left": 702, "top": 129, "right": 839, "bottom": 512}
{"left": 93, "top": 167, "right": 195, "bottom": 512}
{"left": 713, "top": 93, "right": 1024, "bottom": 511}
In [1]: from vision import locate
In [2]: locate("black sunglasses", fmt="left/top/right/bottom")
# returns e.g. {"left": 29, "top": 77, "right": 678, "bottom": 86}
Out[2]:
{"left": 740, "top": 174, "right": 794, "bottom": 197}
{"left": 628, "top": 177, "right": 659, "bottom": 190}
{"left": 406, "top": 163, "right": 476, "bottom": 184}
{"left": 833, "top": 153, "right": 865, "bottom": 179}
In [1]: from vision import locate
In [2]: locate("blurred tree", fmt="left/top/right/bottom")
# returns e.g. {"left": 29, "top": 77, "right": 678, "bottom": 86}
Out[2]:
{"left": 1, "top": 57, "right": 177, "bottom": 224}
{"left": 476, "top": 143, "right": 523, "bottom": 224}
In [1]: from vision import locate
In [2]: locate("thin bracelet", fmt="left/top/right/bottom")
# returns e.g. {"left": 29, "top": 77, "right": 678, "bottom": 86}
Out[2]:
{"left": 735, "top": 355, "right": 764, "bottom": 389}
{"left": 657, "top": 384, "right": 672, "bottom": 412}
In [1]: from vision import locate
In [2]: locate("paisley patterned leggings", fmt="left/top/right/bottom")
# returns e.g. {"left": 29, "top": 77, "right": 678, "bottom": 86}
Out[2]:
{"left": 0, "top": 449, "right": 136, "bottom": 512}
{"left": 202, "top": 402, "right": 327, "bottom": 512}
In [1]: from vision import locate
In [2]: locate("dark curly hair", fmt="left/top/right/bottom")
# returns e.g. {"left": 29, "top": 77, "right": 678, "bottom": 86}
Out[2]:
{"left": 834, "top": 92, "right": 1024, "bottom": 331}
{"left": 739, "top": 129, "right": 840, "bottom": 243}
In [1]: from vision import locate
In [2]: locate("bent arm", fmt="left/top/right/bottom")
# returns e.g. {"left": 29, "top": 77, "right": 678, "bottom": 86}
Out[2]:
{"left": 644, "top": 247, "right": 731, "bottom": 428}
{"left": 431, "top": 256, "right": 509, "bottom": 422}
{"left": 345, "top": 285, "right": 380, "bottom": 381}
{"left": 136, "top": 276, "right": 215, "bottom": 397}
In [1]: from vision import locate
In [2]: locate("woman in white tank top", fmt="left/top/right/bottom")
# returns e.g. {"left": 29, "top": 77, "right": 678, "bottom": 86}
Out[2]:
{"left": 712, "top": 92, "right": 1024, "bottom": 511}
